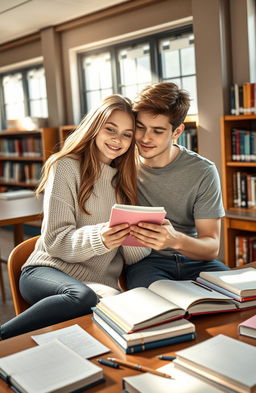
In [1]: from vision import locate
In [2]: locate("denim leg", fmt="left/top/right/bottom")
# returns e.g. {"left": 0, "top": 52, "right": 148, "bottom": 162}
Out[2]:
{"left": 125, "top": 254, "right": 230, "bottom": 289}
{"left": 179, "top": 257, "right": 230, "bottom": 280}
{"left": 1, "top": 266, "right": 98, "bottom": 339}
{"left": 125, "top": 255, "right": 178, "bottom": 289}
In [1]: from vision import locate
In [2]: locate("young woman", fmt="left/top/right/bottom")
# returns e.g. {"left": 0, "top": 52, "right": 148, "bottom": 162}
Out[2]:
{"left": 0, "top": 95, "right": 150, "bottom": 340}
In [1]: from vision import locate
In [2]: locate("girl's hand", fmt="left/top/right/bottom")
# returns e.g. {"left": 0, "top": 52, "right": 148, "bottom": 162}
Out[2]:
{"left": 100, "top": 222, "right": 130, "bottom": 249}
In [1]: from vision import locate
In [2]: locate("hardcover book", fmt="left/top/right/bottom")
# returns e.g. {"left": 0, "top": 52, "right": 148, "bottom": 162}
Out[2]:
{"left": 109, "top": 204, "right": 166, "bottom": 246}
{"left": 197, "top": 267, "right": 256, "bottom": 300}
{"left": 238, "top": 314, "right": 256, "bottom": 339}
{"left": 93, "top": 311, "right": 196, "bottom": 353}
{"left": 173, "top": 334, "right": 256, "bottom": 393}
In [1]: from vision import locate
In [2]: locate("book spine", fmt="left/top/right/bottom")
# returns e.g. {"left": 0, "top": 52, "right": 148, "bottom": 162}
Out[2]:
{"left": 126, "top": 333, "right": 196, "bottom": 354}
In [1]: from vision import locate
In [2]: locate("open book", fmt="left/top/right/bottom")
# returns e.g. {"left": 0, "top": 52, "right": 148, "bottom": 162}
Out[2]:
{"left": 197, "top": 267, "right": 256, "bottom": 301}
{"left": 109, "top": 204, "right": 166, "bottom": 246}
{"left": 96, "top": 280, "right": 238, "bottom": 333}
{"left": 173, "top": 334, "right": 256, "bottom": 393}
{"left": 0, "top": 340, "right": 104, "bottom": 393}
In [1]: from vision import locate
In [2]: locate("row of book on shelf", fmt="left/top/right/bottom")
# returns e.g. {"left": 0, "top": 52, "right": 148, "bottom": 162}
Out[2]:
{"left": 0, "top": 162, "right": 42, "bottom": 184}
{"left": 233, "top": 171, "right": 256, "bottom": 208}
{"left": 235, "top": 235, "right": 256, "bottom": 267}
{"left": 176, "top": 128, "right": 197, "bottom": 151}
{"left": 0, "top": 137, "right": 42, "bottom": 157}
{"left": 231, "top": 128, "right": 256, "bottom": 162}
{"left": 230, "top": 82, "right": 256, "bottom": 115}
{"left": 0, "top": 268, "right": 256, "bottom": 393}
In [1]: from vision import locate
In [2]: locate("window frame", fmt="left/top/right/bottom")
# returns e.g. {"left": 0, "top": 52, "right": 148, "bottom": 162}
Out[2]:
{"left": 0, "top": 64, "right": 47, "bottom": 129}
{"left": 78, "top": 25, "right": 194, "bottom": 117}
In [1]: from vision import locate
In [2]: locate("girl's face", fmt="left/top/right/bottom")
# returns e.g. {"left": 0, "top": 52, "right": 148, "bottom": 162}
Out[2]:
{"left": 96, "top": 110, "right": 134, "bottom": 164}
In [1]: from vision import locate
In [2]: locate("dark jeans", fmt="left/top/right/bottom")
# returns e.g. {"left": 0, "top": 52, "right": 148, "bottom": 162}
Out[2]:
{"left": 125, "top": 254, "right": 229, "bottom": 289}
{"left": 0, "top": 266, "right": 98, "bottom": 340}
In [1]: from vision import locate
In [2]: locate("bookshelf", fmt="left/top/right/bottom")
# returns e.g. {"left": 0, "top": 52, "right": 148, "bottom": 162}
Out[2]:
{"left": 59, "top": 125, "right": 76, "bottom": 147}
{"left": 0, "top": 128, "right": 59, "bottom": 190}
{"left": 220, "top": 115, "right": 256, "bottom": 267}
{"left": 58, "top": 116, "right": 198, "bottom": 151}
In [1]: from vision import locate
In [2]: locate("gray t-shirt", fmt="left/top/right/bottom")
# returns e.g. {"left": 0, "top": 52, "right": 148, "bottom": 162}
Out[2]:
{"left": 137, "top": 145, "right": 225, "bottom": 256}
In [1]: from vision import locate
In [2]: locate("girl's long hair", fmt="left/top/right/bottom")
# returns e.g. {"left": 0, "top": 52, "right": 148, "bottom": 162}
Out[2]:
{"left": 37, "top": 94, "right": 137, "bottom": 214}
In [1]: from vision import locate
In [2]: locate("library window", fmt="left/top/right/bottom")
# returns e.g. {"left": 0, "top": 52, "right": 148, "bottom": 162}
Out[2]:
{"left": 0, "top": 66, "right": 48, "bottom": 129}
{"left": 79, "top": 27, "right": 197, "bottom": 116}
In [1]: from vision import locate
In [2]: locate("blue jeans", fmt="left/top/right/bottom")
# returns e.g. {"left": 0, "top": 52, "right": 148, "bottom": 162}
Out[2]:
{"left": 0, "top": 266, "right": 98, "bottom": 340}
{"left": 125, "top": 254, "right": 229, "bottom": 289}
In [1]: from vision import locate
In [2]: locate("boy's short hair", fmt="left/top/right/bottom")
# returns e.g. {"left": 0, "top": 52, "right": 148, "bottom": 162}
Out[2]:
{"left": 133, "top": 82, "right": 190, "bottom": 130}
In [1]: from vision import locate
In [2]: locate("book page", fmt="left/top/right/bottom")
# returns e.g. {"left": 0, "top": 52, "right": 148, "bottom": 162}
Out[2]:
{"left": 97, "top": 287, "right": 184, "bottom": 330}
{"left": 123, "top": 363, "right": 224, "bottom": 393}
{"left": 32, "top": 324, "right": 109, "bottom": 358}
{"left": 149, "top": 280, "right": 236, "bottom": 312}
{"left": 199, "top": 268, "right": 256, "bottom": 296}
{"left": 0, "top": 340, "right": 103, "bottom": 393}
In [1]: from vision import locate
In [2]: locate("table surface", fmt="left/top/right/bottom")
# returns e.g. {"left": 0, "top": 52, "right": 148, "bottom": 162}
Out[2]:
{"left": 0, "top": 307, "right": 255, "bottom": 393}
{"left": 0, "top": 195, "right": 43, "bottom": 225}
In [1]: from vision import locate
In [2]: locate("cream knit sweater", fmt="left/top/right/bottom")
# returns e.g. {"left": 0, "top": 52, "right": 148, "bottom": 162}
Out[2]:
{"left": 23, "top": 156, "right": 150, "bottom": 290}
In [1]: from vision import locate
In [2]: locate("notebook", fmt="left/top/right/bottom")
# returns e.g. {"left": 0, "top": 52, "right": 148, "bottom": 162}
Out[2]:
{"left": 109, "top": 204, "right": 166, "bottom": 246}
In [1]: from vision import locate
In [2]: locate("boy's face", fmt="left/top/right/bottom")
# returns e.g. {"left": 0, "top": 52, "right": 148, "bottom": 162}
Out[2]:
{"left": 135, "top": 111, "right": 183, "bottom": 167}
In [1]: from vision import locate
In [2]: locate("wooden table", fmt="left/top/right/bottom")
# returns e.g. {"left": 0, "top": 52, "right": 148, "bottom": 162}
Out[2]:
{"left": 0, "top": 307, "right": 255, "bottom": 393}
{"left": 0, "top": 195, "right": 43, "bottom": 246}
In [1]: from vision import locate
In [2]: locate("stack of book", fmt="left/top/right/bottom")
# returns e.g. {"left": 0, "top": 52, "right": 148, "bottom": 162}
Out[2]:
{"left": 93, "top": 268, "right": 256, "bottom": 353}
{"left": 123, "top": 334, "right": 256, "bottom": 393}
{"left": 197, "top": 267, "right": 256, "bottom": 308}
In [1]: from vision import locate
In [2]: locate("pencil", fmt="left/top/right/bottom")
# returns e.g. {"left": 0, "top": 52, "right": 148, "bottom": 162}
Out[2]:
{"left": 107, "top": 357, "right": 172, "bottom": 379}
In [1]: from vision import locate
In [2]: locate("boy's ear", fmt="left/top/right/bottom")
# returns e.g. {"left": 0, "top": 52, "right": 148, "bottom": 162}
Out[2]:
{"left": 172, "top": 123, "right": 185, "bottom": 138}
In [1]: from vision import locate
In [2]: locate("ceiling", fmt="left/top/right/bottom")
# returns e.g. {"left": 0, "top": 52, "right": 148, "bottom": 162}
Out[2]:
{"left": 0, "top": 0, "right": 130, "bottom": 45}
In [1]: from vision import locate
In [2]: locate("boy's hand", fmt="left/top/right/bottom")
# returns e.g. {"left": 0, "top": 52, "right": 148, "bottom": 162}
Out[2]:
{"left": 100, "top": 223, "right": 130, "bottom": 249}
{"left": 130, "top": 219, "right": 181, "bottom": 250}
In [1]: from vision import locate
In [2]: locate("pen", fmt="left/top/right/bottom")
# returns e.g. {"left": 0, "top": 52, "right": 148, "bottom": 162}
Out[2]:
{"left": 158, "top": 355, "right": 176, "bottom": 361}
{"left": 97, "top": 358, "right": 120, "bottom": 368}
{"left": 107, "top": 358, "right": 172, "bottom": 379}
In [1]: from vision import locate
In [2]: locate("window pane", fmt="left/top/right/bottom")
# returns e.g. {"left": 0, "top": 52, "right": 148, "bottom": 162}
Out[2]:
{"left": 118, "top": 43, "right": 152, "bottom": 100}
{"left": 181, "top": 46, "right": 195, "bottom": 75}
{"left": 159, "top": 34, "right": 197, "bottom": 114}
{"left": 161, "top": 49, "right": 180, "bottom": 78}
{"left": 83, "top": 52, "right": 112, "bottom": 90}
{"left": 86, "top": 91, "right": 101, "bottom": 111}
{"left": 3, "top": 73, "right": 25, "bottom": 119}
{"left": 182, "top": 76, "right": 197, "bottom": 114}
{"left": 27, "top": 68, "right": 48, "bottom": 117}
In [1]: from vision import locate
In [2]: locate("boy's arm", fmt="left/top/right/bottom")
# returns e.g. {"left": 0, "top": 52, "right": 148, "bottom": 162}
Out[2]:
{"left": 130, "top": 218, "right": 221, "bottom": 261}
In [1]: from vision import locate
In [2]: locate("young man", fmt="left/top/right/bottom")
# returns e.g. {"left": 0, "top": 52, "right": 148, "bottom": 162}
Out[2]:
{"left": 125, "top": 82, "right": 229, "bottom": 289}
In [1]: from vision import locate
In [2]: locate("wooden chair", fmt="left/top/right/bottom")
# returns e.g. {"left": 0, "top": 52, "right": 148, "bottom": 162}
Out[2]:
{"left": 0, "top": 258, "right": 6, "bottom": 303}
{"left": 7, "top": 235, "right": 39, "bottom": 315}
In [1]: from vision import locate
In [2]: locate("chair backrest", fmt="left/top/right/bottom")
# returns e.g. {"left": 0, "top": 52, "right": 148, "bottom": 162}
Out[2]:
{"left": 7, "top": 235, "right": 39, "bottom": 315}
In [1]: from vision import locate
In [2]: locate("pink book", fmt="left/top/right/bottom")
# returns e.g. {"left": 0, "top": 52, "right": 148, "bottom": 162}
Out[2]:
{"left": 238, "top": 314, "right": 256, "bottom": 338}
{"left": 109, "top": 204, "right": 166, "bottom": 247}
